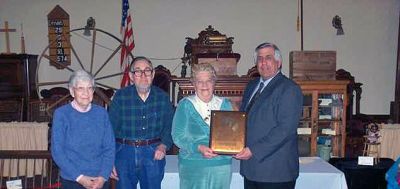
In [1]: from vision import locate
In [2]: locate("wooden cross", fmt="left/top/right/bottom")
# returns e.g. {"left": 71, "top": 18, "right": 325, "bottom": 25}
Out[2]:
{"left": 0, "top": 21, "right": 16, "bottom": 54}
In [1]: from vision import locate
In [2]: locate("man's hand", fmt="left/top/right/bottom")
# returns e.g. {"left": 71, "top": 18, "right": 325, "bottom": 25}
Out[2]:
{"left": 91, "top": 176, "right": 105, "bottom": 189}
{"left": 198, "top": 145, "right": 218, "bottom": 159}
{"left": 110, "top": 166, "right": 119, "bottom": 181}
{"left": 77, "top": 175, "right": 95, "bottom": 189}
{"left": 233, "top": 147, "right": 252, "bottom": 160}
{"left": 154, "top": 144, "right": 167, "bottom": 160}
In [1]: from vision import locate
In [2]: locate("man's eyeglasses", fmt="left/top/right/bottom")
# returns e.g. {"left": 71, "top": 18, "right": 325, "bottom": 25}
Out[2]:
{"left": 130, "top": 69, "right": 153, "bottom": 77}
{"left": 74, "top": 87, "right": 94, "bottom": 93}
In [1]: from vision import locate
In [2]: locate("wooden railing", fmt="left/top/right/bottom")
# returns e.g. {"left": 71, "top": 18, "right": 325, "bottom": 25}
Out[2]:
{"left": 0, "top": 150, "right": 60, "bottom": 189}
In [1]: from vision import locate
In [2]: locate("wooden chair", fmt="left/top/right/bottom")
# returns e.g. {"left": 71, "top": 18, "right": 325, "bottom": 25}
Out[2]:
{"left": 29, "top": 87, "right": 71, "bottom": 123}
{"left": 153, "top": 65, "right": 172, "bottom": 95}
{"left": 246, "top": 65, "right": 259, "bottom": 78}
{"left": 29, "top": 87, "right": 114, "bottom": 122}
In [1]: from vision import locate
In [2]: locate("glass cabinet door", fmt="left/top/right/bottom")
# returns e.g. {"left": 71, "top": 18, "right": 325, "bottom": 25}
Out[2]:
{"left": 316, "top": 93, "right": 345, "bottom": 158}
{"left": 298, "top": 94, "right": 313, "bottom": 156}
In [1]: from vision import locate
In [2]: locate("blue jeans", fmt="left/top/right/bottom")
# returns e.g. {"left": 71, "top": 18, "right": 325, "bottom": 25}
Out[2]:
{"left": 115, "top": 143, "right": 165, "bottom": 189}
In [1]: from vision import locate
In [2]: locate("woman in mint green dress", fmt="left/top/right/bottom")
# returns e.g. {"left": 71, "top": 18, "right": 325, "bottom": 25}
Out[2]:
{"left": 172, "top": 63, "right": 233, "bottom": 189}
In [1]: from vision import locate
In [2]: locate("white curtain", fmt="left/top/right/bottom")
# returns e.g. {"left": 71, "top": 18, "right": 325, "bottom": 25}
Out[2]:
{"left": 0, "top": 122, "right": 49, "bottom": 177}
{"left": 379, "top": 124, "right": 400, "bottom": 160}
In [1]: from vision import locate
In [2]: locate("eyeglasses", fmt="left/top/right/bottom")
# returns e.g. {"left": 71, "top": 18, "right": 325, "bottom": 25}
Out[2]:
{"left": 74, "top": 86, "right": 94, "bottom": 93}
{"left": 256, "top": 55, "right": 274, "bottom": 63}
{"left": 130, "top": 69, "right": 153, "bottom": 77}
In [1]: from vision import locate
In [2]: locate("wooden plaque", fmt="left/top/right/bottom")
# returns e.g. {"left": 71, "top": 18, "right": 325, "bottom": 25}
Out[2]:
{"left": 210, "top": 110, "right": 246, "bottom": 154}
{"left": 47, "top": 5, "right": 71, "bottom": 69}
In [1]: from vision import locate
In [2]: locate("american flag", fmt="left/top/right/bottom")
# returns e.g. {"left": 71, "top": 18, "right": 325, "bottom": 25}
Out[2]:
{"left": 120, "top": 0, "right": 135, "bottom": 87}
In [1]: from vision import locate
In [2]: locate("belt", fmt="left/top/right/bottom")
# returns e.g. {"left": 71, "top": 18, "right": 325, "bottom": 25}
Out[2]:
{"left": 116, "top": 138, "right": 161, "bottom": 146}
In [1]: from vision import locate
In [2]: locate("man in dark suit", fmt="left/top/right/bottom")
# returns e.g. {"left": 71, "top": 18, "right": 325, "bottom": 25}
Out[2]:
{"left": 234, "top": 42, "right": 303, "bottom": 189}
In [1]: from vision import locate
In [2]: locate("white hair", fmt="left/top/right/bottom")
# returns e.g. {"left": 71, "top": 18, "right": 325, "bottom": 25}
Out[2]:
{"left": 68, "top": 69, "right": 95, "bottom": 89}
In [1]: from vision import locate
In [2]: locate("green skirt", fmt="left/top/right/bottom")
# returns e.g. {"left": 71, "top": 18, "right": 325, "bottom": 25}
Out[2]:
{"left": 178, "top": 163, "right": 232, "bottom": 189}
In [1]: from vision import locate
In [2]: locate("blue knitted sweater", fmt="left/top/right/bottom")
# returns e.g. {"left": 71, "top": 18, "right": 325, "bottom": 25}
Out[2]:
{"left": 51, "top": 103, "right": 115, "bottom": 181}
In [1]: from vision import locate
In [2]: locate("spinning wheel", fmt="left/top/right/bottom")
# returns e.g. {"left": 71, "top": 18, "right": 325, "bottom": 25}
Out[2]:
{"left": 35, "top": 27, "right": 133, "bottom": 117}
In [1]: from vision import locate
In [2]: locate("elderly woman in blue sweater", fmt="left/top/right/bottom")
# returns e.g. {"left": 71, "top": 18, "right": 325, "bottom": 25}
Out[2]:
{"left": 51, "top": 70, "right": 115, "bottom": 189}
{"left": 172, "top": 63, "right": 233, "bottom": 189}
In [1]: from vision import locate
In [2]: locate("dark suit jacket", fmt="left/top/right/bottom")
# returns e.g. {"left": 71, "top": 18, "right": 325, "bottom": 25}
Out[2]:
{"left": 240, "top": 72, "right": 303, "bottom": 182}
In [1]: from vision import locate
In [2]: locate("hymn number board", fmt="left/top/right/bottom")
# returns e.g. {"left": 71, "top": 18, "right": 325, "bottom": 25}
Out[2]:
{"left": 47, "top": 5, "right": 71, "bottom": 69}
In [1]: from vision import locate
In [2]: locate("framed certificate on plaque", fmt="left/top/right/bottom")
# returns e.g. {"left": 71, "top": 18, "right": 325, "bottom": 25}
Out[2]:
{"left": 209, "top": 110, "right": 246, "bottom": 154}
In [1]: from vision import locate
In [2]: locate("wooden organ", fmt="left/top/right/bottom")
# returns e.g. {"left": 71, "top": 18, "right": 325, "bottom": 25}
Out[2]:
{"left": 172, "top": 26, "right": 252, "bottom": 110}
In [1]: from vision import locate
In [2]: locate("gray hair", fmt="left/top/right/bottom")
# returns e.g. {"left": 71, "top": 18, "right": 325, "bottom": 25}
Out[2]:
{"left": 68, "top": 69, "right": 95, "bottom": 89}
{"left": 254, "top": 42, "right": 282, "bottom": 63}
{"left": 190, "top": 63, "right": 217, "bottom": 82}
{"left": 130, "top": 56, "right": 153, "bottom": 71}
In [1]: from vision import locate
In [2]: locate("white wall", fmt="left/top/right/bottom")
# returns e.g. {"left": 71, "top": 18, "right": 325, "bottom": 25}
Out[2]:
{"left": 0, "top": 0, "right": 399, "bottom": 114}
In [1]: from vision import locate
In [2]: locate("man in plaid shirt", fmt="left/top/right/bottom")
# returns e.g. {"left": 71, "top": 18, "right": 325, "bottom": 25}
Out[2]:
{"left": 109, "top": 56, "right": 174, "bottom": 189}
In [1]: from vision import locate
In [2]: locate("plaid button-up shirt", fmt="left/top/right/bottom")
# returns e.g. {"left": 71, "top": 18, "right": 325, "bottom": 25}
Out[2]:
{"left": 108, "top": 85, "right": 174, "bottom": 149}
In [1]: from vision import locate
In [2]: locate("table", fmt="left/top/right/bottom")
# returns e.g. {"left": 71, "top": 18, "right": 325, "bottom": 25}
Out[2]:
{"left": 159, "top": 156, "right": 347, "bottom": 189}
{"left": 297, "top": 157, "right": 348, "bottom": 189}
{"left": 0, "top": 122, "right": 49, "bottom": 177}
{"left": 379, "top": 124, "right": 400, "bottom": 160}
{"left": 329, "top": 158, "right": 394, "bottom": 189}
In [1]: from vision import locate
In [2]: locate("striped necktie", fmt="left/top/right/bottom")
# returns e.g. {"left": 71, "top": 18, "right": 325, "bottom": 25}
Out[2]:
{"left": 246, "top": 82, "right": 264, "bottom": 112}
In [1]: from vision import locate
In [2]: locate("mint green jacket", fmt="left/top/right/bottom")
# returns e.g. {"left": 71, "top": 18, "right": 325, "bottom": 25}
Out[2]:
{"left": 172, "top": 96, "right": 233, "bottom": 167}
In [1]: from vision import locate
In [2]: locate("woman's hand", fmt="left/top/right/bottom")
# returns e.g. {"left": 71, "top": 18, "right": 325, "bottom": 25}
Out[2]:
{"left": 198, "top": 145, "right": 218, "bottom": 159}
{"left": 77, "top": 175, "right": 95, "bottom": 189}
{"left": 91, "top": 176, "right": 105, "bottom": 189}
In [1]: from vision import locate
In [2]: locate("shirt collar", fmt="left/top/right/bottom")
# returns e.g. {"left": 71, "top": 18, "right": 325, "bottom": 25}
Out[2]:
{"left": 71, "top": 100, "right": 92, "bottom": 113}
{"left": 188, "top": 95, "right": 223, "bottom": 126}
{"left": 259, "top": 71, "right": 280, "bottom": 89}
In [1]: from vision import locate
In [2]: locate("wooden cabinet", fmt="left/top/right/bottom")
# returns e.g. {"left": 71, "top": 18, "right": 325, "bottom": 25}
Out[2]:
{"left": 296, "top": 80, "right": 349, "bottom": 158}
{"left": 0, "top": 54, "right": 38, "bottom": 99}
{"left": 0, "top": 54, "right": 38, "bottom": 121}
